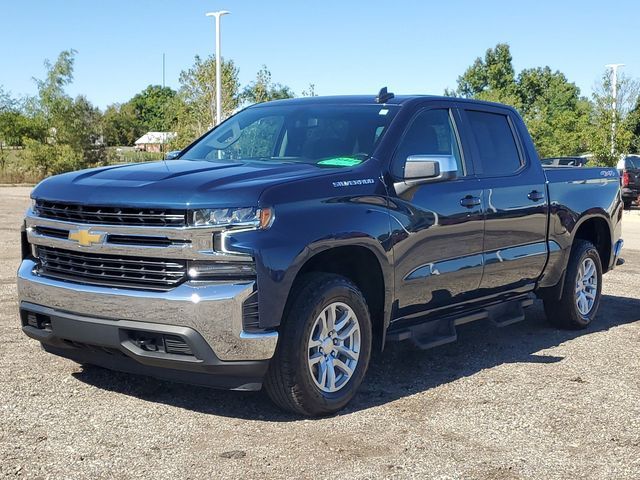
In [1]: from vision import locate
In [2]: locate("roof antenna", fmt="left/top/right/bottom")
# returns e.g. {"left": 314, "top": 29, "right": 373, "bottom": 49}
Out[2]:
{"left": 376, "top": 86, "right": 394, "bottom": 103}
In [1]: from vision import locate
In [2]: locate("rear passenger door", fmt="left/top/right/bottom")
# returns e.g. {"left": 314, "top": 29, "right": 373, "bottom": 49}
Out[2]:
{"left": 460, "top": 105, "right": 548, "bottom": 292}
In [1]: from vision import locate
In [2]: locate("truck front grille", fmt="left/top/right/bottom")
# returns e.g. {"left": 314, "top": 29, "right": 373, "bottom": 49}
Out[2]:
{"left": 35, "top": 200, "right": 187, "bottom": 227}
{"left": 36, "top": 246, "right": 187, "bottom": 290}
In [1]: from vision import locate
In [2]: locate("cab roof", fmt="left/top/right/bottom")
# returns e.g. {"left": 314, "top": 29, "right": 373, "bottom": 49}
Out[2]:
{"left": 254, "top": 94, "right": 517, "bottom": 112}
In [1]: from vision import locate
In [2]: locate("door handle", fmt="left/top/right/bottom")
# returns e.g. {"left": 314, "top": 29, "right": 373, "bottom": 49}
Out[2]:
{"left": 460, "top": 195, "right": 481, "bottom": 208}
{"left": 527, "top": 190, "right": 545, "bottom": 201}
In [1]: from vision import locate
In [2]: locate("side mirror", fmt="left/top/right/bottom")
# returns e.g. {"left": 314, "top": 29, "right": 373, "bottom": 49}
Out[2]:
{"left": 405, "top": 154, "right": 458, "bottom": 182}
{"left": 395, "top": 154, "right": 458, "bottom": 194}
{"left": 165, "top": 150, "right": 181, "bottom": 160}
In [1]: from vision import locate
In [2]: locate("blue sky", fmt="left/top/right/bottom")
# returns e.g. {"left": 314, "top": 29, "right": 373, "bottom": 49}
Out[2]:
{"left": 1, "top": 0, "right": 638, "bottom": 109}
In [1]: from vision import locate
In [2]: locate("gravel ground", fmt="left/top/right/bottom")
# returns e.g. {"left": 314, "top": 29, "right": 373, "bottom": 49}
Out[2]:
{"left": 1, "top": 187, "right": 639, "bottom": 479}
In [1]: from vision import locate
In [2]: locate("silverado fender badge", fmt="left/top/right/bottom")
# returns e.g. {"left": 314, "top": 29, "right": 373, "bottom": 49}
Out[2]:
{"left": 332, "top": 178, "right": 376, "bottom": 188}
{"left": 68, "top": 229, "right": 105, "bottom": 246}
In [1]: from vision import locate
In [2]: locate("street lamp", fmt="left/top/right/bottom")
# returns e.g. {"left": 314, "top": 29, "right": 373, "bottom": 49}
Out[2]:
{"left": 206, "top": 10, "right": 231, "bottom": 126}
{"left": 605, "top": 63, "right": 625, "bottom": 156}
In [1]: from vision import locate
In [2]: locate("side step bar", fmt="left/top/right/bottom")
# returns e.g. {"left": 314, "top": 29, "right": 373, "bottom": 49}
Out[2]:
{"left": 386, "top": 294, "right": 535, "bottom": 350}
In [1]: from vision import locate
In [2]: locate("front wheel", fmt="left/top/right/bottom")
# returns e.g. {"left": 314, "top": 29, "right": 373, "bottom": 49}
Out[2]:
{"left": 264, "top": 273, "right": 372, "bottom": 416}
{"left": 544, "top": 240, "right": 602, "bottom": 329}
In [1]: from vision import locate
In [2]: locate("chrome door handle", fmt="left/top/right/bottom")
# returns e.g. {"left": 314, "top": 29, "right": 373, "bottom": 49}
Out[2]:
{"left": 528, "top": 190, "right": 544, "bottom": 201}
{"left": 460, "top": 195, "right": 481, "bottom": 208}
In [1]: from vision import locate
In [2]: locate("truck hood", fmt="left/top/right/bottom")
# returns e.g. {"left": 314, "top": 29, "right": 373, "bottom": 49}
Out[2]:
{"left": 32, "top": 159, "right": 336, "bottom": 208}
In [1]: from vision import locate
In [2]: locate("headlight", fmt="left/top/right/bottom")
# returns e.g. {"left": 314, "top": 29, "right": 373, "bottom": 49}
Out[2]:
{"left": 30, "top": 198, "right": 37, "bottom": 213}
{"left": 190, "top": 207, "right": 274, "bottom": 229}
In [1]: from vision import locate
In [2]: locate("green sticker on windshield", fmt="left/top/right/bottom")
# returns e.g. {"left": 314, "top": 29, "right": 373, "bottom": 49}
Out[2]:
{"left": 317, "top": 157, "right": 363, "bottom": 167}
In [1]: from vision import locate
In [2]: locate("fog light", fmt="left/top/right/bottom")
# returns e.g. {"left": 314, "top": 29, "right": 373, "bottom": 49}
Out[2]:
{"left": 187, "top": 261, "right": 256, "bottom": 280}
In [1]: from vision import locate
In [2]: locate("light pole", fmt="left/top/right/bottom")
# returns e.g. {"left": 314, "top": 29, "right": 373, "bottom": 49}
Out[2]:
{"left": 206, "top": 10, "right": 230, "bottom": 126}
{"left": 605, "top": 63, "right": 625, "bottom": 156}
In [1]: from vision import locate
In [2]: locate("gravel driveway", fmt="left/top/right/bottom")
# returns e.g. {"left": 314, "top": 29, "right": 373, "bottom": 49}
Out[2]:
{"left": 1, "top": 187, "right": 639, "bottom": 479}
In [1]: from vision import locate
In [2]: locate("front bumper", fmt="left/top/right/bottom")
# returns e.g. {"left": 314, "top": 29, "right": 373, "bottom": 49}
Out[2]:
{"left": 17, "top": 259, "right": 278, "bottom": 390}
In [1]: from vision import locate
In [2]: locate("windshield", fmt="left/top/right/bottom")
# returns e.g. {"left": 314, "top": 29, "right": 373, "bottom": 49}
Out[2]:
{"left": 181, "top": 104, "right": 399, "bottom": 166}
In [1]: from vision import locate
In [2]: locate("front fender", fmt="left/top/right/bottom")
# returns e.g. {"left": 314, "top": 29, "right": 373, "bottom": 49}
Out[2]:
{"left": 226, "top": 195, "right": 394, "bottom": 331}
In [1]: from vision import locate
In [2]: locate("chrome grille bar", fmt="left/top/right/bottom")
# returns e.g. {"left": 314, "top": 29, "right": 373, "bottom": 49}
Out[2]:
{"left": 35, "top": 200, "right": 187, "bottom": 227}
{"left": 36, "top": 246, "right": 187, "bottom": 290}
{"left": 25, "top": 210, "right": 253, "bottom": 262}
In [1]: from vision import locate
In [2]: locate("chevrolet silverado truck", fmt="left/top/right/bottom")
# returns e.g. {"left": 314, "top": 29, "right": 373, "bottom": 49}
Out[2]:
{"left": 18, "top": 91, "right": 624, "bottom": 416}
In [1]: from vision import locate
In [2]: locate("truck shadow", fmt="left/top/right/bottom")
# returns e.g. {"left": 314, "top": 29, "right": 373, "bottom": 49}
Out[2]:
{"left": 72, "top": 294, "right": 640, "bottom": 421}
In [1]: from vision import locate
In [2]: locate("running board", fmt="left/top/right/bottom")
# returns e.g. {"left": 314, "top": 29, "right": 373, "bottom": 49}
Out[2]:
{"left": 386, "top": 294, "right": 535, "bottom": 350}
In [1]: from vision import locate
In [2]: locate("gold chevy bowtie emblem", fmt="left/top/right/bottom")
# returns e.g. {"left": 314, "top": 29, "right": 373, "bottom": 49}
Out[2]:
{"left": 68, "top": 229, "right": 103, "bottom": 246}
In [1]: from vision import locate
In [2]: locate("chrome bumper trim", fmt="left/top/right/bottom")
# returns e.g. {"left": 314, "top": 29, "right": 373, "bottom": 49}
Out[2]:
{"left": 612, "top": 238, "right": 624, "bottom": 268}
{"left": 17, "top": 259, "right": 277, "bottom": 361}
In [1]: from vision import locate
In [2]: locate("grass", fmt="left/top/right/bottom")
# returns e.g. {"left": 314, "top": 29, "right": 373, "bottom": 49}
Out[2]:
{"left": 0, "top": 146, "right": 165, "bottom": 184}
{"left": 0, "top": 149, "right": 40, "bottom": 184}
{"left": 107, "top": 147, "right": 164, "bottom": 164}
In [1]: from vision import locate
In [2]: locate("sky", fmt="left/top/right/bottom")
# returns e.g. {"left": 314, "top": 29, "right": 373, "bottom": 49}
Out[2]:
{"left": 1, "top": 0, "right": 639, "bottom": 109}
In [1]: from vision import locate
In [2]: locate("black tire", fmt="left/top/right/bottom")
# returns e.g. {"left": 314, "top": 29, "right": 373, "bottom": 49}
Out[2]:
{"left": 264, "top": 273, "right": 372, "bottom": 416}
{"left": 543, "top": 240, "right": 602, "bottom": 329}
{"left": 623, "top": 200, "right": 633, "bottom": 210}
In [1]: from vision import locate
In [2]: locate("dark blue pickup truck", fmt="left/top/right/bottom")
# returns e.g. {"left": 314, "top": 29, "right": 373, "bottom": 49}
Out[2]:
{"left": 18, "top": 91, "right": 624, "bottom": 416}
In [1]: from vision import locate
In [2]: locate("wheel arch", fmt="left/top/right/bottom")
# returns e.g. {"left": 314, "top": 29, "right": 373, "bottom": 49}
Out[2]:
{"left": 572, "top": 214, "right": 613, "bottom": 273}
{"left": 284, "top": 244, "right": 392, "bottom": 350}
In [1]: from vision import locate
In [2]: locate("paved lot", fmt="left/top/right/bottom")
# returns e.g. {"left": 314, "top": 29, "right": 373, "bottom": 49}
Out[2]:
{"left": 1, "top": 187, "right": 639, "bottom": 479}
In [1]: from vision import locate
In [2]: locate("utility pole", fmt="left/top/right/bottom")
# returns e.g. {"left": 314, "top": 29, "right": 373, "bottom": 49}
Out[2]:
{"left": 162, "top": 53, "right": 166, "bottom": 155}
{"left": 605, "top": 63, "right": 625, "bottom": 156}
{"left": 205, "top": 10, "right": 230, "bottom": 126}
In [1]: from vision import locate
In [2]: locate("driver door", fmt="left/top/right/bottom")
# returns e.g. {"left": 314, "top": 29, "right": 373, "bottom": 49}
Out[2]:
{"left": 387, "top": 104, "right": 485, "bottom": 322}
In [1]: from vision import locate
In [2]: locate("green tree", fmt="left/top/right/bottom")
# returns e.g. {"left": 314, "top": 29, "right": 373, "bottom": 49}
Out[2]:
{"left": 173, "top": 55, "right": 240, "bottom": 148}
{"left": 128, "top": 85, "right": 177, "bottom": 131}
{"left": 302, "top": 83, "right": 318, "bottom": 97}
{"left": 516, "top": 67, "right": 591, "bottom": 157}
{"left": 102, "top": 102, "right": 145, "bottom": 146}
{"left": 453, "top": 43, "right": 519, "bottom": 105}
{"left": 25, "top": 50, "right": 105, "bottom": 175}
{"left": 0, "top": 87, "right": 40, "bottom": 148}
{"left": 588, "top": 70, "right": 640, "bottom": 165}
{"left": 242, "top": 66, "right": 295, "bottom": 104}
{"left": 450, "top": 43, "right": 593, "bottom": 158}
{"left": 627, "top": 99, "right": 640, "bottom": 153}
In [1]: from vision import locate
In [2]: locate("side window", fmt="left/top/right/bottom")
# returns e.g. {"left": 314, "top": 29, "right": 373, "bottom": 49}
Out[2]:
{"left": 392, "top": 109, "right": 463, "bottom": 178}
{"left": 466, "top": 110, "right": 522, "bottom": 176}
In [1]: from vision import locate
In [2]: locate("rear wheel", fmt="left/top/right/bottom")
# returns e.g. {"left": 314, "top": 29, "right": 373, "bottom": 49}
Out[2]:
{"left": 623, "top": 200, "right": 633, "bottom": 209}
{"left": 544, "top": 240, "right": 602, "bottom": 329}
{"left": 264, "top": 273, "right": 372, "bottom": 416}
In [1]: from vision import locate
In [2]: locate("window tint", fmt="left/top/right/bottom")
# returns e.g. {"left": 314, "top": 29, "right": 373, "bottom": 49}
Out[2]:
{"left": 466, "top": 110, "right": 522, "bottom": 176}
{"left": 392, "top": 109, "right": 463, "bottom": 178}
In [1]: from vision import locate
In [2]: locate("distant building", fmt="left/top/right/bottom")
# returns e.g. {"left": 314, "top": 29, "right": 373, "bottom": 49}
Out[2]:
{"left": 134, "top": 132, "right": 177, "bottom": 153}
